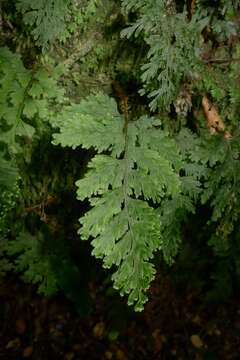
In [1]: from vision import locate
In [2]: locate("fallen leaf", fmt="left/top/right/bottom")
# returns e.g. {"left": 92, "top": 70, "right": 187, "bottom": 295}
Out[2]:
{"left": 191, "top": 315, "right": 202, "bottom": 325}
{"left": 73, "top": 344, "right": 81, "bottom": 351}
{"left": 152, "top": 329, "right": 167, "bottom": 352}
{"left": 105, "top": 350, "right": 113, "bottom": 360}
{"left": 6, "top": 338, "right": 21, "bottom": 350}
{"left": 207, "top": 324, "right": 222, "bottom": 336}
{"left": 214, "top": 329, "right": 221, "bottom": 336}
{"left": 190, "top": 334, "right": 204, "bottom": 349}
{"left": 93, "top": 322, "right": 105, "bottom": 339}
{"left": 16, "top": 319, "right": 27, "bottom": 335}
{"left": 65, "top": 352, "right": 75, "bottom": 360}
{"left": 23, "top": 346, "right": 33, "bottom": 358}
{"left": 116, "top": 349, "right": 127, "bottom": 360}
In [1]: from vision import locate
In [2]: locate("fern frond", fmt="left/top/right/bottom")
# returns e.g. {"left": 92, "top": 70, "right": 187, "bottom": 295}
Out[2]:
{"left": 121, "top": 0, "right": 207, "bottom": 110}
{"left": 17, "top": 0, "right": 72, "bottom": 48}
{"left": 0, "top": 47, "right": 65, "bottom": 153}
{"left": 0, "top": 153, "right": 18, "bottom": 190}
{"left": 7, "top": 231, "right": 58, "bottom": 295}
{"left": 177, "top": 127, "right": 240, "bottom": 255}
{"left": 53, "top": 93, "right": 125, "bottom": 155}
{"left": 53, "top": 93, "right": 181, "bottom": 310}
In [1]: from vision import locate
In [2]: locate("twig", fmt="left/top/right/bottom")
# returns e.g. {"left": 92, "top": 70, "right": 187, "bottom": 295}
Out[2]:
{"left": 203, "top": 57, "right": 240, "bottom": 64}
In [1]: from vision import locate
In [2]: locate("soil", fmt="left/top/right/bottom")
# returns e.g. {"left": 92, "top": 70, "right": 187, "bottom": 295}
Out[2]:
{"left": 1, "top": 274, "right": 240, "bottom": 360}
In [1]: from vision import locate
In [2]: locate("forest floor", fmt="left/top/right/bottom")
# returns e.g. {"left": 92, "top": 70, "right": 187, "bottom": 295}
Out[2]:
{"left": 0, "top": 274, "right": 240, "bottom": 360}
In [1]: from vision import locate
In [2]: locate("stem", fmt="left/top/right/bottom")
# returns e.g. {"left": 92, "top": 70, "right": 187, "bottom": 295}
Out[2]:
{"left": 203, "top": 57, "right": 240, "bottom": 65}
{"left": 122, "top": 109, "right": 136, "bottom": 254}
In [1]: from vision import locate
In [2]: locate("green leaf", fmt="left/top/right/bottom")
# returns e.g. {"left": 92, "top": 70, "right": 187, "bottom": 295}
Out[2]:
{"left": 0, "top": 153, "right": 18, "bottom": 190}
{"left": 53, "top": 93, "right": 181, "bottom": 310}
{"left": 52, "top": 93, "right": 125, "bottom": 155}
{"left": 23, "top": 100, "right": 38, "bottom": 118}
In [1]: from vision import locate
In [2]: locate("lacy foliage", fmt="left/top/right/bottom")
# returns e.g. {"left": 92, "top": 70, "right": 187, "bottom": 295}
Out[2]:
{"left": 17, "top": 0, "right": 72, "bottom": 48}
{"left": 53, "top": 93, "right": 182, "bottom": 310}
{"left": 0, "top": 47, "right": 65, "bottom": 292}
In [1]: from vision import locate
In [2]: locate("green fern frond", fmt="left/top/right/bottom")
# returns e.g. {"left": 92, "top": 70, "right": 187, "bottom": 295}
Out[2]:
{"left": 0, "top": 153, "right": 18, "bottom": 190}
{"left": 53, "top": 93, "right": 181, "bottom": 310}
{"left": 0, "top": 47, "right": 65, "bottom": 153}
{"left": 53, "top": 93, "right": 125, "bottom": 155}
{"left": 121, "top": 0, "right": 207, "bottom": 110}
{"left": 17, "top": 0, "right": 72, "bottom": 48}
{"left": 177, "top": 127, "right": 240, "bottom": 255}
{"left": 7, "top": 231, "right": 58, "bottom": 295}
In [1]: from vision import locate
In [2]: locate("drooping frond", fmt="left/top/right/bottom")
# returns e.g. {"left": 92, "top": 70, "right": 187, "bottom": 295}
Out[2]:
{"left": 53, "top": 93, "right": 181, "bottom": 310}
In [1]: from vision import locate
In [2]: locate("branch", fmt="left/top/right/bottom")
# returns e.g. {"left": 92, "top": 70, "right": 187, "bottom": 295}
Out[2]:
{"left": 203, "top": 57, "right": 240, "bottom": 64}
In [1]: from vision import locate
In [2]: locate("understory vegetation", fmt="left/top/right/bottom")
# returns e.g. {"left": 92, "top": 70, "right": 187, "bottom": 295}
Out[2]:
{"left": 1, "top": 0, "right": 240, "bottom": 316}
